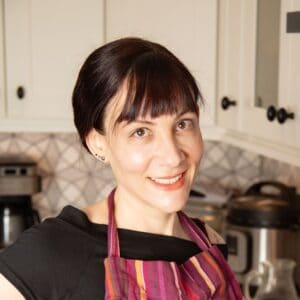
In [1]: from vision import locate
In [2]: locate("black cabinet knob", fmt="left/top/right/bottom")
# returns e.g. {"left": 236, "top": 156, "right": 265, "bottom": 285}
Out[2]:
{"left": 277, "top": 108, "right": 295, "bottom": 124}
{"left": 221, "top": 97, "right": 236, "bottom": 110}
{"left": 266, "top": 105, "right": 277, "bottom": 121}
{"left": 17, "top": 86, "right": 25, "bottom": 99}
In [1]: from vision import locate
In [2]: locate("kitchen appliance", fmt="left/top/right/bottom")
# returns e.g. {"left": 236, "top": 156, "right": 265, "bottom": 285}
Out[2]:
{"left": 185, "top": 183, "right": 233, "bottom": 234}
{"left": 0, "top": 157, "right": 41, "bottom": 249}
{"left": 224, "top": 181, "right": 300, "bottom": 293}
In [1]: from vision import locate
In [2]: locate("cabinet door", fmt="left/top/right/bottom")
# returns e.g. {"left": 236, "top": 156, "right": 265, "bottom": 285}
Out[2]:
{"left": 217, "top": 0, "right": 244, "bottom": 131}
{"left": 4, "top": 0, "right": 104, "bottom": 127}
{"left": 0, "top": 0, "right": 4, "bottom": 119}
{"left": 218, "top": 0, "right": 300, "bottom": 149}
{"left": 277, "top": 0, "right": 300, "bottom": 148}
{"left": 241, "top": 0, "right": 300, "bottom": 149}
{"left": 105, "top": 0, "right": 218, "bottom": 131}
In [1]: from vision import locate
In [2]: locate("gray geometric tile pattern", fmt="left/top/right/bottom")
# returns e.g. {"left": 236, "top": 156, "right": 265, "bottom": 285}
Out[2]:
{"left": 0, "top": 133, "right": 299, "bottom": 219}
{"left": 0, "top": 133, "right": 115, "bottom": 219}
{"left": 193, "top": 141, "right": 263, "bottom": 191}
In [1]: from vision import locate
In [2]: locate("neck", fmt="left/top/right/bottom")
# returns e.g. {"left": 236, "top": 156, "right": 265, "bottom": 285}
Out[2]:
{"left": 113, "top": 187, "right": 189, "bottom": 240}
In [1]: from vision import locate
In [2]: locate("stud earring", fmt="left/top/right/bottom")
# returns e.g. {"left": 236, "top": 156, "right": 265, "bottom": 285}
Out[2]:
{"left": 94, "top": 153, "right": 105, "bottom": 162}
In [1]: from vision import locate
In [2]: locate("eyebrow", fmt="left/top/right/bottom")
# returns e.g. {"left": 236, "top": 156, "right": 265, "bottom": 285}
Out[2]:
{"left": 126, "top": 109, "right": 196, "bottom": 126}
{"left": 132, "top": 119, "right": 155, "bottom": 125}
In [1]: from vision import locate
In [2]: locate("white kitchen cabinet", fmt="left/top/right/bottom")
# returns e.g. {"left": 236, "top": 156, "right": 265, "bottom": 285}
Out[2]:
{"left": 217, "top": 0, "right": 300, "bottom": 166}
{"left": 0, "top": 1, "right": 5, "bottom": 120}
{"left": 0, "top": 0, "right": 104, "bottom": 131}
{"left": 105, "top": 0, "right": 219, "bottom": 137}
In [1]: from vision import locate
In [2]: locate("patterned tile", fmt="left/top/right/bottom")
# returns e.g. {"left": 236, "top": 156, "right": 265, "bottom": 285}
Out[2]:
{"left": 226, "top": 146, "right": 243, "bottom": 168}
{"left": 46, "top": 179, "right": 62, "bottom": 208}
{"left": 0, "top": 132, "right": 300, "bottom": 219}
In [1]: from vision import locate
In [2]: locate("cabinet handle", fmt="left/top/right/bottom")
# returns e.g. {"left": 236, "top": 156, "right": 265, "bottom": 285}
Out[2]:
{"left": 266, "top": 105, "right": 277, "bottom": 121}
{"left": 221, "top": 97, "right": 236, "bottom": 110}
{"left": 17, "top": 86, "right": 25, "bottom": 99}
{"left": 277, "top": 108, "right": 295, "bottom": 124}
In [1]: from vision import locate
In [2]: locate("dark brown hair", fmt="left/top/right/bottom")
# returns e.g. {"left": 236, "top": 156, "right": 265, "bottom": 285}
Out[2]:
{"left": 72, "top": 37, "right": 203, "bottom": 152}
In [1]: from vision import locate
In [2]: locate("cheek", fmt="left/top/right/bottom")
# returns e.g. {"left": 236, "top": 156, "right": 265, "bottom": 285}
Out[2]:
{"left": 189, "top": 131, "right": 204, "bottom": 163}
{"left": 126, "top": 150, "right": 147, "bottom": 170}
{"left": 113, "top": 144, "right": 150, "bottom": 173}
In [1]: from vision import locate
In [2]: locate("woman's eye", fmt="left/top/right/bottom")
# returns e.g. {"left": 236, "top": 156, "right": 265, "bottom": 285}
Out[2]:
{"left": 132, "top": 128, "right": 150, "bottom": 137}
{"left": 177, "top": 119, "right": 194, "bottom": 130}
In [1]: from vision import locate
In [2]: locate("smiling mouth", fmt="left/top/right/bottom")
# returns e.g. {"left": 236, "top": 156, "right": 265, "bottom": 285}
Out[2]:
{"left": 147, "top": 171, "right": 187, "bottom": 191}
{"left": 149, "top": 173, "right": 183, "bottom": 184}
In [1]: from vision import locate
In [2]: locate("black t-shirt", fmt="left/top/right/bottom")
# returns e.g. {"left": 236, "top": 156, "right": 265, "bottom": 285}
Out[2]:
{"left": 0, "top": 205, "right": 227, "bottom": 300}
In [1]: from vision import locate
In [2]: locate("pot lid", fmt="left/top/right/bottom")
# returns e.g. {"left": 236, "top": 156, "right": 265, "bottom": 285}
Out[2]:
{"left": 227, "top": 181, "right": 299, "bottom": 228}
{"left": 230, "top": 196, "right": 289, "bottom": 210}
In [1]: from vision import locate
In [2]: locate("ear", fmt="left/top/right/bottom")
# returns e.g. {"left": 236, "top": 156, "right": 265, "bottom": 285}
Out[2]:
{"left": 85, "top": 128, "right": 107, "bottom": 158}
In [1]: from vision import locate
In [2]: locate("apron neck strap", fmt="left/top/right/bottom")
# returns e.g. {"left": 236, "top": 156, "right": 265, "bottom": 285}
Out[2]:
{"left": 177, "top": 211, "right": 211, "bottom": 251}
{"left": 107, "top": 188, "right": 120, "bottom": 256}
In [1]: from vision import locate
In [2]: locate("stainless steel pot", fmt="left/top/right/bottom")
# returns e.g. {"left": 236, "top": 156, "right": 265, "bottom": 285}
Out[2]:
{"left": 224, "top": 181, "right": 300, "bottom": 292}
{"left": 185, "top": 186, "right": 231, "bottom": 234}
{"left": 0, "top": 197, "right": 40, "bottom": 248}
{"left": 0, "top": 158, "right": 41, "bottom": 249}
{"left": 185, "top": 200, "right": 226, "bottom": 234}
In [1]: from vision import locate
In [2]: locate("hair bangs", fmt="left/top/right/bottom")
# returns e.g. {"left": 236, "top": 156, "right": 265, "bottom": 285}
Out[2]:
{"left": 116, "top": 52, "right": 201, "bottom": 125}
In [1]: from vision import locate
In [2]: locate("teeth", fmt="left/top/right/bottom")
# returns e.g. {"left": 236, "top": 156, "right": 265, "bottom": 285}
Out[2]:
{"left": 151, "top": 174, "right": 182, "bottom": 185}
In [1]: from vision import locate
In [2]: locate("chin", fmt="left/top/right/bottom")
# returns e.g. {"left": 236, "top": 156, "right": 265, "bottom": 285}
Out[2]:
{"left": 155, "top": 188, "right": 190, "bottom": 213}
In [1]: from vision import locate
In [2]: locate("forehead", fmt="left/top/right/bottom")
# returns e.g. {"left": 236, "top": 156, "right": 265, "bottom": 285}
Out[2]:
{"left": 103, "top": 83, "right": 198, "bottom": 135}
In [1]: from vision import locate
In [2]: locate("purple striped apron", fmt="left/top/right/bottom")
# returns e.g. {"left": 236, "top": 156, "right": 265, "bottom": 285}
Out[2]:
{"left": 104, "top": 189, "right": 243, "bottom": 299}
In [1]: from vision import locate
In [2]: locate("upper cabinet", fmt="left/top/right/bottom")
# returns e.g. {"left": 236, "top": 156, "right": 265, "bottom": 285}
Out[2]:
{"left": 0, "top": 0, "right": 218, "bottom": 134}
{"left": 0, "top": 1, "right": 5, "bottom": 121}
{"left": 218, "top": 0, "right": 300, "bottom": 166}
{"left": 1, "top": 0, "right": 300, "bottom": 166}
{"left": 105, "top": 0, "right": 219, "bottom": 134}
{"left": 1, "top": 0, "right": 104, "bottom": 131}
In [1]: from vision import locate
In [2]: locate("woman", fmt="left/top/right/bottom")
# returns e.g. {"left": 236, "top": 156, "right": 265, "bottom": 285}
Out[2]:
{"left": 0, "top": 38, "right": 243, "bottom": 299}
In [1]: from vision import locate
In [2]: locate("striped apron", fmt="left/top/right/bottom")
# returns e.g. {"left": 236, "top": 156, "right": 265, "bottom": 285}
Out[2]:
{"left": 104, "top": 189, "right": 243, "bottom": 299}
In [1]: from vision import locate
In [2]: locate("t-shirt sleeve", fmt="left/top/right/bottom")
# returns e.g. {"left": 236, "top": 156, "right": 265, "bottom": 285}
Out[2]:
{"left": 0, "top": 218, "right": 92, "bottom": 300}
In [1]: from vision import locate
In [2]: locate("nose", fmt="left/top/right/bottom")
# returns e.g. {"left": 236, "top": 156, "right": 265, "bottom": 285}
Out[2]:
{"left": 157, "top": 134, "right": 185, "bottom": 167}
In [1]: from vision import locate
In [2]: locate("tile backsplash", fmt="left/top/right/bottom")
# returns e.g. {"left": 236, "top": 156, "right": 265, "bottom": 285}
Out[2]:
{"left": 1, "top": 133, "right": 300, "bottom": 219}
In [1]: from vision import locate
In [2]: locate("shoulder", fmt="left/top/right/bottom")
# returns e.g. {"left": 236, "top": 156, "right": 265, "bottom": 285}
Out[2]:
{"left": 0, "top": 207, "right": 100, "bottom": 299}
{"left": 0, "top": 216, "right": 75, "bottom": 259}
{"left": 17, "top": 206, "right": 107, "bottom": 258}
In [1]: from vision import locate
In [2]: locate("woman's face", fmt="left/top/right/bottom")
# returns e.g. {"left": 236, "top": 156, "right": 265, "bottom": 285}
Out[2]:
{"left": 97, "top": 87, "right": 203, "bottom": 214}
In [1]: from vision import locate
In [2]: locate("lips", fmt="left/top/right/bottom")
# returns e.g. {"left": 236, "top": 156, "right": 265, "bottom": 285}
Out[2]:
{"left": 150, "top": 173, "right": 183, "bottom": 184}
{"left": 148, "top": 172, "right": 186, "bottom": 190}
